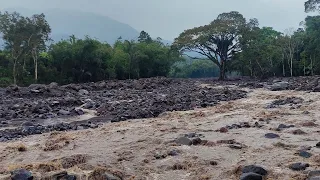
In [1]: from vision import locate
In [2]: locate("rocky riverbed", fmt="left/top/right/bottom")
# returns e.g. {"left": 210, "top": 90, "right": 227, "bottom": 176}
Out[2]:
{"left": 0, "top": 77, "right": 247, "bottom": 141}
{"left": 2, "top": 77, "right": 320, "bottom": 179}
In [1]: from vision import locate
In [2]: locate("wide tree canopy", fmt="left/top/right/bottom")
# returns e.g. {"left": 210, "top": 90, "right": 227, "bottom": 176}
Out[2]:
{"left": 173, "top": 11, "right": 256, "bottom": 80}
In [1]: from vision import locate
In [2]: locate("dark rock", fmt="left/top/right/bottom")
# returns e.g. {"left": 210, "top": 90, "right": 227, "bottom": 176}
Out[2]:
{"left": 176, "top": 137, "right": 192, "bottom": 146}
{"left": 219, "top": 127, "right": 228, "bottom": 133}
{"left": 154, "top": 153, "right": 167, "bottom": 159}
{"left": 292, "top": 129, "right": 307, "bottom": 135}
{"left": 58, "top": 110, "right": 71, "bottom": 116}
{"left": 168, "top": 150, "right": 179, "bottom": 156}
{"left": 240, "top": 172, "right": 263, "bottom": 180}
{"left": 265, "top": 133, "right": 280, "bottom": 139}
{"left": 269, "top": 81, "right": 288, "bottom": 91}
{"left": 242, "top": 165, "right": 268, "bottom": 176}
{"left": 104, "top": 173, "right": 121, "bottom": 180}
{"left": 308, "top": 170, "right": 320, "bottom": 178}
{"left": 209, "top": 160, "right": 218, "bottom": 166}
{"left": 316, "top": 142, "right": 320, "bottom": 148}
{"left": 191, "top": 137, "right": 202, "bottom": 145}
{"left": 278, "top": 124, "right": 294, "bottom": 129}
{"left": 78, "top": 89, "right": 89, "bottom": 96}
{"left": 11, "top": 169, "right": 33, "bottom": 180}
{"left": 289, "top": 162, "right": 309, "bottom": 171}
{"left": 229, "top": 144, "right": 243, "bottom": 149}
{"left": 186, "top": 132, "right": 196, "bottom": 138}
{"left": 309, "top": 176, "right": 320, "bottom": 180}
{"left": 298, "top": 150, "right": 312, "bottom": 158}
{"left": 240, "top": 122, "right": 251, "bottom": 128}
{"left": 48, "top": 82, "right": 59, "bottom": 89}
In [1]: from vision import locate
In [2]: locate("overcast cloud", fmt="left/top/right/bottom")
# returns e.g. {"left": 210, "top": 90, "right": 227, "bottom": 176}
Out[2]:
{"left": 0, "top": 0, "right": 311, "bottom": 40}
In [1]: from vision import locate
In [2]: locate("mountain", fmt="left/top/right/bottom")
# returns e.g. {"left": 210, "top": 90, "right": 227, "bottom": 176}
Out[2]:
{"left": 1, "top": 8, "right": 140, "bottom": 44}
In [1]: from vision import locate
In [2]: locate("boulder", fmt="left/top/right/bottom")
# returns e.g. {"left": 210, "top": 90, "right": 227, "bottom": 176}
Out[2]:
{"left": 11, "top": 169, "right": 33, "bottom": 180}
{"left": 269, "top": 81, "right": 289, "bottom": 91}
{"left": 242, "top": 165, "right": 268, "bottom": 176}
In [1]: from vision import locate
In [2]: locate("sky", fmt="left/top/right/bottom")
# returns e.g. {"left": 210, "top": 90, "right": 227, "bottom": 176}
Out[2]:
{"left": 0, "top": 0, "right": 312, "bottom": 40}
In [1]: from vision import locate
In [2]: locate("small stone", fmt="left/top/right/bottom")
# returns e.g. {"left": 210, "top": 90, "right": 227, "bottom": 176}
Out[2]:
{"left": 278, "top": 124, "right": 294, "bottom": 129}
{"left": 303, "top": 111, "right": 310, "bottom": 114}
{"left": 104, "top": 173, "right": 121, "bottom": 180}
{"left": 240, "top": 122, "right": 251, "bottom": 128}
{"left": 219, "top": 127, "right": 228, "bottom": 133}
{"left": 302, "top": 121, "right": 318, "bottom": 127}
{"left": 292, "top": 129, "right": 307, "bottom": 135}
{"left": 242, "top": 165, "right": 268, "bottom": 176}
{"left": 240, "top": 172, "right": 263, "bottom": 180}
{"left": 308, "top": 170, "right": 320, "bottom": 178}
{"left": 191, "top": 137, "right": 202, "bottom": 145}
{"left": 186, "top": 132, "right": 196, "bottom": 138}
{"left": 289, "top": 162, "right": 309, "bottom": 171}
{"left": 78, "top": 89, "right": 89, "bottom": 96}
{"left": 229, "top": 144, "right": 243, "bottom": 149}
{"left": 11, "top": 169, "right": 33, "bottom": 180}
{"left": 298, "top": 150, "right": 312, "bottom": 158}
{"left": 265, "top": 133, "right": 280, "bottom": 139}
{"left": 58, "top": 110, "right": 71, "bottom": 116}
{"left": 209, "top": 160, "right": 218, "bottom": 166}
{"left": 168, "top": 150, "right": 179, "bottom": 156}
{"left": 309, "top": 176, "right": 320, "bottom": 180}
{"left": 176, "top": 137, "right": 192, "bottom": 146}
{"left": 316, "top": 142, "right": 320, "bottom": 148}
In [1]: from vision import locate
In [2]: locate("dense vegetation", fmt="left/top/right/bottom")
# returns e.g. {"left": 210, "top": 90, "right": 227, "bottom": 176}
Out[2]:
{"left": 0, "top": 11, "right": 181, "bottom": 86}
{"left": 1, "top": 1, "right": 320, "bottom": 86}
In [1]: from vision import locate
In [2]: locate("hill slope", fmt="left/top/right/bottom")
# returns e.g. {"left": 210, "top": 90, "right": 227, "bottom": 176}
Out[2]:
{"left": 2, "top": 8, "right": 140, "bottom": 44}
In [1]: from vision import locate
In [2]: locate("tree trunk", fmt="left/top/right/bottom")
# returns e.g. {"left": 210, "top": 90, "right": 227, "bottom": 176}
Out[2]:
{"left": 33, "top": 50, "right": 38, "bottom": 82}
{"left": 218, "top": 60, "right": 225, "bottom": 80}
{"left": 13, "top": 59, "right": 17, "bottom": 85}
{"left": 282, "top": 53, "right": 285, "bottom": 77}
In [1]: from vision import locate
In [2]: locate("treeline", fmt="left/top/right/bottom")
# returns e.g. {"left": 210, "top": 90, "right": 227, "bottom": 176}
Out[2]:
{"left": 0, "top": 11, "right": 181, "bottom": 86}
{"left": 174, "top": 1, "right": 320, "bottom": 80}
{"left": 2, "top": 0, "right": 320, "bottom": 86}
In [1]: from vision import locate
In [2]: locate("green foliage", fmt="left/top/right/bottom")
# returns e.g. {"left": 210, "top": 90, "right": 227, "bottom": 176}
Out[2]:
{"left": 305, "top": 0, "right": 320, "bottom": 12}
{"left": 173, "top": 11, "right": 256, "bottom": 80}
{"left": 170, "top": 58, "right": 219, "bottom": 78}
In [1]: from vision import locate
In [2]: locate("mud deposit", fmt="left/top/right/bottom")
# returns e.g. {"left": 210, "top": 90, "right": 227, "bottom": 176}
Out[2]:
{"left": 2, "top": 77, "right": 320, "bottom": 180}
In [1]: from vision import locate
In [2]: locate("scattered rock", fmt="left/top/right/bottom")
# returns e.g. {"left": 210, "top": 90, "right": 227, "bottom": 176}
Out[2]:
{"left": 240, "top": 172, "right": 263, "bottom": 180}
{"left": 309, "top": 176, "right": 320, "bottom": 180}
{"left": 11, "top": 169, "right": 33, "bottom": 180}
{"left": 297, "top": 150, "right": 312, "bottom": 158}
{"left": 289, "top": 162, "right": 309, "bottom": 171}
{"left": 209, "top": 160, "right": 218, "bottom": 166}
{"left": 242, "top": 165, "right": 268, "bottom": 176}
{"left": 58, "top": 110, "right": 71, "bottom": 116}
{"left": 191, "top": 137, "right": 202, "bottom": 145}
{"left": 308, "top": 170, "right": 320, "bottom": 178}
{"left": 265, "top": 133, "right": 280, "bottom": 139}
{"left": 269, "top": 81, "right": 289, "bottom": 91}
{"left": 168, "top": 150, "right": 179, "bottom": 156}
{"left": 278, "top": 124, "right": 294, "bottom": 129}
{"left": 105, "top": 173, "right": 121, "bottom": 180}
{"left": 292, "top": 129, "right": 307, "bottom": 135}
{"left": 176, "top": 137, "right": 192, "bottom": 146}
{"left": 229, "top": 144, "right": 243, "bottom": 149}
{"left": 78, "top": 89, "right": 89, "bottom": 96}
{"left": 316, "top": 142, "right": 320, "bottom": 148}
{"left": 301, "top": 121, "right": 318, "bottom": 127}
{"left": 219, "top": 127, "right": 228, "bottom": 133}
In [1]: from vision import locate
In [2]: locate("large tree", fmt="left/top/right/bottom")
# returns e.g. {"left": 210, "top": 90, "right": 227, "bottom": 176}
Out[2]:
{"left": 0, "top": 11, "right": 32, "bottom": 84}
{"left": 305, "top": 0, "right": 320, "bottom": 12}
{"left": 27, "top": 13, "right": 51, "bottom": 82}
{"left": 173, "top": 11, "right": 253, "bottom": 80}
